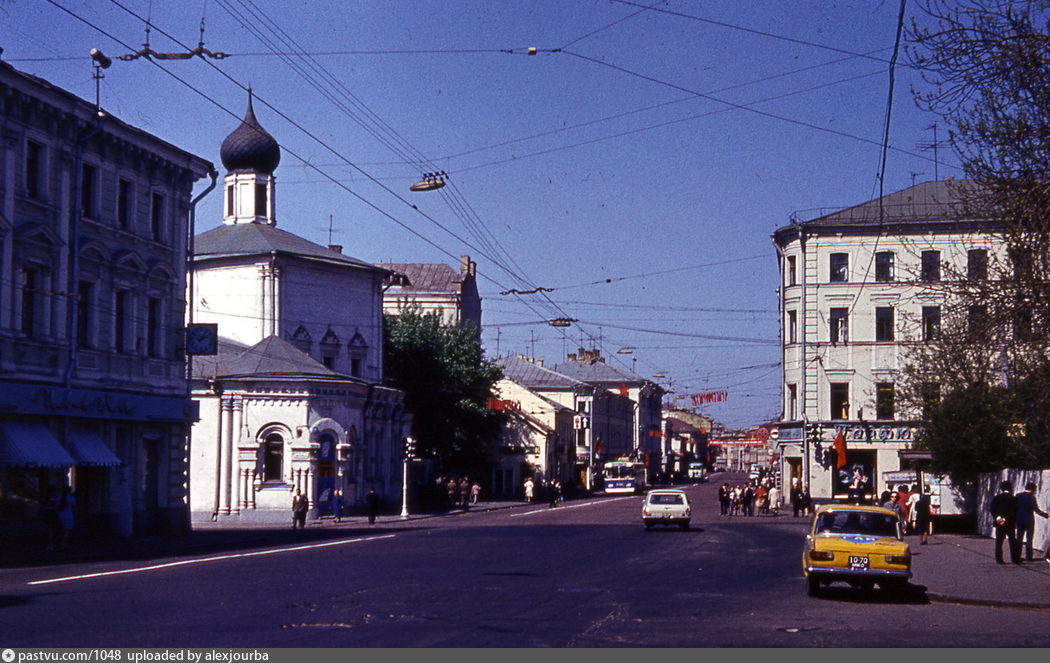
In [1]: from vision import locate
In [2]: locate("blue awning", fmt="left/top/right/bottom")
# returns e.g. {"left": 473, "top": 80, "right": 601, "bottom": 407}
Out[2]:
{"left": 67, "top": 427, "right": 121, "bottom": 467}
{"left": 0, "top": 422, "right": 76, "bottom": 468}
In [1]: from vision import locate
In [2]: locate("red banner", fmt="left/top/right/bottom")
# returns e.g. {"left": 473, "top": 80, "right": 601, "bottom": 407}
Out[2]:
{"left": 709, "top": 439, "right": 765, "bottom": 446}
{"left": 690, "top": 391, "right": 728, "bottom": 406}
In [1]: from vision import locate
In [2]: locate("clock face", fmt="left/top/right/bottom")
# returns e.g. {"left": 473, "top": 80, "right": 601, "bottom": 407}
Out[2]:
{"left": 186, "top": 323, "right": 218, "bottom": 355}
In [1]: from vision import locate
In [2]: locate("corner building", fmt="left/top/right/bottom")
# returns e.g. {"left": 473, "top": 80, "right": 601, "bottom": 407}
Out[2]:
{"left": 772, "top": 180, "right": 1001, "bottom": 501}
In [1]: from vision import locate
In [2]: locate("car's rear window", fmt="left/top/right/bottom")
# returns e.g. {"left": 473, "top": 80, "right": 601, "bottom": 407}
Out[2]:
{"left": 650, "top": 494, "right": 684, "bottom": 505}
{"left": 815, "top": 511, "right": 898, "bottom": 537}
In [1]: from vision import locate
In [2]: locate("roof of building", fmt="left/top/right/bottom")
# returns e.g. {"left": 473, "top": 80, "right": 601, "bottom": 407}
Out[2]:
{"left": 496, "top": 355, "right": 586, "bottom": 390}
{"left": 774, "top": 180, "right": 994, "bottom": 243}
{"left": 192, "top": 336, "right": 350, "bottom": 380}
{"left": 553, "top": 357, "right": 645, "bottom": 386}
{"left": 377, "top": 262, "right": 465, "bottom": 293}
{"left": 219, "top": 93, "right": 281, "bottom": 174}
{"left": 193, "top": 222, "right": 386, "bottom": 272}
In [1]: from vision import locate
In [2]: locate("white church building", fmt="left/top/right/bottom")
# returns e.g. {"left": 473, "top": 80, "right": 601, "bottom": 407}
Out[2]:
{"left": 188, "top": 95, "right": 409, "bottom": 523}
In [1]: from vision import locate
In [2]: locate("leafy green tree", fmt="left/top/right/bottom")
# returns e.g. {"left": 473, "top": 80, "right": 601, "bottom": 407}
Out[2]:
{"left": 901, "top": 1, "right": 1050, "bottom": 479}
{"left": 383, "top": 306, "right": 505, "bottom": 474}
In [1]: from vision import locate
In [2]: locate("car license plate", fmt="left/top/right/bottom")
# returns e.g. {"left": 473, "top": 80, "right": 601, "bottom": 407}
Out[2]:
{"left": 848, "top": 556, "right": 869, "bottom": 569}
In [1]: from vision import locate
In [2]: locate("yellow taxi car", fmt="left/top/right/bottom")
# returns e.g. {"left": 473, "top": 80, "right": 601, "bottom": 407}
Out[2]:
{"left": 802, "top": 504, "right": 911, "bottom": 596}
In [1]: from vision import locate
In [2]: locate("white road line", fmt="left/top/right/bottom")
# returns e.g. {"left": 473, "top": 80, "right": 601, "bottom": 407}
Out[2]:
{"left": 510, "top": 496, "right": 635, "bottom": 517}
{"left": 28, "top": 534, "right": 396, "bottom": 586}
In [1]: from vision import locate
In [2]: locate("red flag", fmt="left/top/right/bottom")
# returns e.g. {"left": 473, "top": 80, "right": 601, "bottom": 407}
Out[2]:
{"left": 833, "top": 429, "right": 847, "bottom": 468}
{"left": 619, "top": 383, "right": 629, "bottom": 396}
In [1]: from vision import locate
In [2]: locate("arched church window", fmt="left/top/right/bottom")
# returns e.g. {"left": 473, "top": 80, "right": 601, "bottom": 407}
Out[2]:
{"left": 263, "top": 433, "right": 284, "bottom": 482}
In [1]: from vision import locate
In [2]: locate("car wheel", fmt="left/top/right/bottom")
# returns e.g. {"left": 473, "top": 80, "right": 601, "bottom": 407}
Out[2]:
{"left": 644, "top": 521, "right": 652, "bottom": 530}
{"left": 807, "top": 576, "right": 821, "bottom": 597}
{"left": 679, "top": 522, "right": 689, "bottom": 531}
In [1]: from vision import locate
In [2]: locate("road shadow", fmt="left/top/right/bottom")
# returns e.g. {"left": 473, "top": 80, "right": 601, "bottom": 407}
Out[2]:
{"left": 808, "top": 582, "right": 930, "bottom": 605}
{"left": 643, "top": 526, "right": 706, "bottom": 534}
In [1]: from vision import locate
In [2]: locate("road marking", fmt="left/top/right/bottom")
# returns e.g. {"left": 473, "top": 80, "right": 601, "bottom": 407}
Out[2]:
{"left": 28, "top": 534, "right": 396, "bottom": 586}
{"left": 510, "top": 496, "right": 635, "bottom": 517}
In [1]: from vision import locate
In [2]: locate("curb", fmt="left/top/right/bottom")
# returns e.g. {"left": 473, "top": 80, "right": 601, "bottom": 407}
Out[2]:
{"left": 926, "top": 592, "right": 1050, "bottom": 611}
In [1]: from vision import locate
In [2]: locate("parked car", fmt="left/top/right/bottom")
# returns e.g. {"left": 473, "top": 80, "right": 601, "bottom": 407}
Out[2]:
{"left": 642, "top": 489, "right": 691, "bottom": 530}
{"left": 802, "top": 504, "right": 911, "bottom": 596}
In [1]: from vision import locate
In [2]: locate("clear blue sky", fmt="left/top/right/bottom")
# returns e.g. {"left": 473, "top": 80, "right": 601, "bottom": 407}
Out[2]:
{"left": 2, "top": 0, "right": 960, "bottom": 428}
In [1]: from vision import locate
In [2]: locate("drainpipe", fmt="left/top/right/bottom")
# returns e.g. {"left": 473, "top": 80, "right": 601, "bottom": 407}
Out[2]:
{"left": 794, "top": 219, "right": 811, "bottom": 491}
{"left": 185, "top": 169, "right": 218, "bottom": 391}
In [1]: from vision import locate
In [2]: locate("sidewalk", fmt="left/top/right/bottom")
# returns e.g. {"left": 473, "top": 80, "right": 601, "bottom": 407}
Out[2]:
{"left": 910, "top": 532, "right": 1050, "bottom": 609}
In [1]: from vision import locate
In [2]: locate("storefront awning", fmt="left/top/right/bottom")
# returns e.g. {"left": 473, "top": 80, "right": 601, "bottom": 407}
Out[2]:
{"left": 0, "top": 422, "right": 75, "bottom": 468}
{"left": 67, "top": 427, "right": 121, "bottom": 467}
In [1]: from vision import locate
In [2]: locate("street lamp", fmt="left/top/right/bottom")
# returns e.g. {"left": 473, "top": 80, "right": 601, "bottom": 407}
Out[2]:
{"left": 400, "top": 437, "right": 415, "bottom": 519}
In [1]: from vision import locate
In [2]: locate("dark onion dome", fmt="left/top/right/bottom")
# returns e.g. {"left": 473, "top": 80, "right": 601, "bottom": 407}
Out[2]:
{"left": 220, "top": 92, "right": 281, "bottom": 174}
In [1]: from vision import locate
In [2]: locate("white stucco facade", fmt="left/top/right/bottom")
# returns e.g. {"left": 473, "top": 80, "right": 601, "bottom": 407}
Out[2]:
{"left": 773, "top": 180, "right": 1003, "bottom": 501}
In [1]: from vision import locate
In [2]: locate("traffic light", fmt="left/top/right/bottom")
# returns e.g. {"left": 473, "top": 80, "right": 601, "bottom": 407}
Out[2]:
{"left": 805, "top": 423, "right": 822, "bottom": 440}
{"left": 404, "top": 437, "right": 417, "bottom": 459}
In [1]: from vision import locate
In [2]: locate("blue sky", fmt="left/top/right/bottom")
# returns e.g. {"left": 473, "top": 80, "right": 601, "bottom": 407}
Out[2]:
{"left": 3, "top": 0, "right": 961, "bottom": 428}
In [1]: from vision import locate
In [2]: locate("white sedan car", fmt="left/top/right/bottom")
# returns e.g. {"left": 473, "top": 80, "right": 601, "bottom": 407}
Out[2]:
{"left": 642, "top": 489, "right": 691, "bottom": 530}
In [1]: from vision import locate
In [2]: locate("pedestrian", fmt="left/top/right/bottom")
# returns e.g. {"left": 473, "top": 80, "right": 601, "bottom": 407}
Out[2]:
{"left": 470, "top": 481, "right": 481, "bottom": 505}
{"left": 911, "top": 489, "right": 932, "bottom": 545}
{"left": 459, "top": 477, "right": 470, "bottom": 508}
{"left": 549, "top": 479, "right": 559, "bottom": 508}
{"left": 55, "top": 486, "right": 75, "bottom": 550}
{"left": 768, "top": 485, "right": 781, "bottom": 516}
{"left": 556, "top": 480, "right": 564, "bottom": 505}
{"left": 990, "top": 480, "right": 1021, "bottom": 564}
{"left": 755, "top": 483, "right": 768, "bottom": 515}
{"left": 366, "top": 487, "right": 380, "bottom": 525}
{"left": 446, "top": 478, "right": 458, "bottom": 508}
{"left": 332, "top": 489, "right": 344, "bottom": 523}
{"left": 897, "top": 484, "right": 913, "bottom": 533}
{"left": 742, "top": 484, "right": 755, "bottom": 517}
{"left": 790, "top": 482, "right": 801, "bottom": 518}
{"left": 524, "top": 477, "right": 534, "bottom": 504}
{"left": 883, "top": 492, "right": 903, "bottom": 521}
{"left": 718, "top": 483, "right": 730, "bottom": 516}
{"left": 799, "top": 484, "right": 812, "bottom": 517}
{"left": 291, "top": 489, "right": 309, "bottom": 529}
{"left": 1015, "top": 482, "right": 1048, "bottom": 562}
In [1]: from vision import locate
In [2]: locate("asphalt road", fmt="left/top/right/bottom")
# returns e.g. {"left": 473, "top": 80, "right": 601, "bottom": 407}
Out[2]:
{"left": 3, "top": 476, "right": 1050, "bottom": 647}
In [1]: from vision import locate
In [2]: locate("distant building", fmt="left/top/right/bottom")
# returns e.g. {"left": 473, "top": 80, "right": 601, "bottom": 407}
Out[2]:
{"left": 189, "top": 95, "right": 409, "bottom": 523}
{"left": 554, "top": 348, "right": 665, "bottom": 477}
{"left": 378, "top": 256, "right": 481, "bottom": 331}
{"left": 773, "top": 180, "right": 1001, "bottom": 500}
{"left": 0, "top": 61, "right": 213, "bottom": 538}
{"left": 662, "top": 408, "right": 712, "bottom": 477}
{"left": 495, "top": 354, "right": 634, "bottom": 491}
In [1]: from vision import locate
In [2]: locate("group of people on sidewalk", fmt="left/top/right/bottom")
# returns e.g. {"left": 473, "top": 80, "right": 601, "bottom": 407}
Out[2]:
{"left": 718, "top": 481, "right": 783, "bottom": 516}
{"left": 990, "top": 480, "right": 1049, "bottom": 564}
{"left": 880, "top": 484, "right": 932, "bottom": 544}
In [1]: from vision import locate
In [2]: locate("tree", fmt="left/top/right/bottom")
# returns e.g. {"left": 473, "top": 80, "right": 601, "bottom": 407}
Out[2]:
{"left": 383, "top": 306, "right": 505, "bottom": 474}
{"left": 903, "top": 1, "right": 1050, "bottom": 478}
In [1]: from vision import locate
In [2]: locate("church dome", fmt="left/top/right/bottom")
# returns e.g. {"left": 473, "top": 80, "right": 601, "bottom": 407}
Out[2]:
{"left": 220, "top": 93, "right": 281, "bottom": 174}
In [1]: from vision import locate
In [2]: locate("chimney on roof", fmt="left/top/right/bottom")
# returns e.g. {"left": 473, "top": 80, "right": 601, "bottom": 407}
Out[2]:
{"left": 567, "top": 353, "right": 577, "bottom": 361}
{"left": 536, "top": 359, "right": 544, "bottom": 367}
{"left": 460, "top": 255, "right": 476, "bottom": 277}
{"left": 328, "top": 245, "right": 343, "bottom": 254}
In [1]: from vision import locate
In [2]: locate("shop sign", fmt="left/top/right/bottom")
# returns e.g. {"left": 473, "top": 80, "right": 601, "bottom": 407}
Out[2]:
{"left": 4, "top": 384, "right": 194, "bottom": 423}
{"left": 834, "top": 424, "right": 918, "bottom": 442}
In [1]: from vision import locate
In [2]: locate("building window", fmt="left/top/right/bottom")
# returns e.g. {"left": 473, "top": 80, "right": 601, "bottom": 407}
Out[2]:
{"left": 255, "top": 183, "right": 267, "bottom": 217}
{"left": 21, "top": 268, "right": 38, "bottom": 338}
{"left": 968, "top": 304, "right": 987, "bottom": 339}
{"left": 226, "top": 185, "right": 234, "bottom": 217}
{"left": 876, "top": 383, "right": 895, "bottom": 420}
{"left": 151, "top": 193, "right": 165, "bottom": 241}
{"left": 830, "top": 383, "right": 850, "bottom": 420}
{"left": 830, "top": 308, "right": 849, "bottom": 344}
{"left": 922, "top": 306, "right": 941, "bottom": 342}
{"left": 787, "top": 255, "right": 797, "bottom": 287}
{"left": 875, "top": 251, "right": 894, "bottom": 282}
{"left": 788, "top": 310, "right": 797, "bottom": 344}
{"left": 322, "top": 354, "right": 335, "bottom": 369}
{"left": 81, "top": 163, "right": 97, "bottom": 219}
{"left": 26, "top": 140, "right": 44, "bottom": 200}
{"left": 263, "top": 434, "right": 284, "bottom": 482}
{"left": 875, "top": 307, "right": 895, "bottom": 342}
{"left": 830, "top": 253, "right": 848, "bottom": 282}
{"left": 77, "top": 280, "right": 93, "bottom": 348}
{"left": 968, "top": 249, "right": 988, "bottom": 280}
{"left": 118, "top": 179, "right": 132, "bottom": 230}
{"left": 788, "top": 383, "right": 798, "bottom": 420}
{"left": 115, "top": 290, "right": 129, "bottom": 353}
{"left": 920, "top": 250, "right": 941, "bottom": 282}
{"left": 147, "top": 297, "right": 161, "bottom": 358}
{"left": 351, "top": 358, "right": 362, "bottom": 378}
{"left": 1015, "top": 306, "right": 1033, "bottom": 341}
{"left": 922, "top": 382, "right": 941, "bottom": 419}
{"left": 1010, "top": 247, "right": 1033, "bottom": 280}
